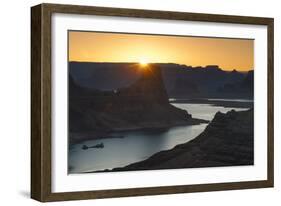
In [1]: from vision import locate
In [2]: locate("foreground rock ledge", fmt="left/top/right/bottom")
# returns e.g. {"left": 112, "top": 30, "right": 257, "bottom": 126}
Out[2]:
{"left": 107, "top": 109, "right": 254, "bottom": 172}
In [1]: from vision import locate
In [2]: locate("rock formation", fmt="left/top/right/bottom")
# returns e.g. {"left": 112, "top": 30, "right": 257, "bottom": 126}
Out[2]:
{"left": 111, "top": 109, "right": 254, "bottom": 171}
{"left": 69, "top": 64, "right": 207, "bottom": 144}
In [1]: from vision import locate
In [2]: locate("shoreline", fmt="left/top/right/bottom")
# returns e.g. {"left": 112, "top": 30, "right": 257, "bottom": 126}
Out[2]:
{"left": 84, "top": 109, "right": 253, "bottom": 173}
{"left": 69, "top": 98, "right": 252, "bottom": 145}
{"left": 69, "top": 117, "right": 209, "bottom": 145}
{"left": 169, "top": 98, "right": 253, "bottom": 108}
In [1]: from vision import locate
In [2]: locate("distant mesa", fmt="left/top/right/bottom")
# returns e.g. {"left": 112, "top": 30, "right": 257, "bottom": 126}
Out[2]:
{"left": 69, "top": 62, "right": 252, "bottom": 99}
{"left": 217, "top": 70, "right": 254, "bottom": 98}
{"left": 204, "top": 65, "right": 221, "bottom": 71}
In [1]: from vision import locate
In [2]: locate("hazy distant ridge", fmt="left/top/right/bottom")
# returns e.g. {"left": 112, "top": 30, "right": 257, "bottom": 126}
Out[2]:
{"left": 69, "top": 62, "right": 253, "bottom": 99}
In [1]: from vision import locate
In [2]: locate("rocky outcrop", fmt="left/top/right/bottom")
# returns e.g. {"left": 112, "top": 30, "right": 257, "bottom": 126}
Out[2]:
{"left": 69, "top": 64, "right": 207, "bottom": 144}
{"left": 111, "top": 109, "right": 254, "bottom": 171}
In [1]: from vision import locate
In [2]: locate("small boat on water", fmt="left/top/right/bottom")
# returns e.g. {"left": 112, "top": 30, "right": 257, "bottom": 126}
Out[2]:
{"left": 94, "top": 143, "right": 104, "bottom": 148}
{"left": 82, "top": 145, "right": 88, "bottom": 150}
{"left": 82, "top": 143, "right": 104, "bottom": 150}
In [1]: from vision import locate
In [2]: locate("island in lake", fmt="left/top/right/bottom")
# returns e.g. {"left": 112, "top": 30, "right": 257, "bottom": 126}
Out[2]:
{"left": 68, "top": 31, "right": 254, "bottom": 174}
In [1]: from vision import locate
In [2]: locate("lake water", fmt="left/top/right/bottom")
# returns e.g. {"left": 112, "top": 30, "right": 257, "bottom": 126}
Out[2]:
{"left": 68, "top": 103, "right": 248, "bottom": 173}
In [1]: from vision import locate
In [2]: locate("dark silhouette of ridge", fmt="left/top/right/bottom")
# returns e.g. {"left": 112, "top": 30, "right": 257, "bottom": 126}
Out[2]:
{"left": 217, "top": 70, "right": 254, "bottom": 98}
{"left": 68, "top": 63, "right": 207, "bottom": 144}
{"left": 69, "top": 62, "right": 252, "bottom": 99}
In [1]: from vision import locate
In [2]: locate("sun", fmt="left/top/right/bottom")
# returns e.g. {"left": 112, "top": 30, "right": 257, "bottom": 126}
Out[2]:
{"left": 139, "top": 59, "right": 148, "bottom": 67}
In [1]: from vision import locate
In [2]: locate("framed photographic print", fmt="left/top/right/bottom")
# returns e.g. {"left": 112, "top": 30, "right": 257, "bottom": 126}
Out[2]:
{"left": 31, "top": 3, "right": 274, "bottom": 202}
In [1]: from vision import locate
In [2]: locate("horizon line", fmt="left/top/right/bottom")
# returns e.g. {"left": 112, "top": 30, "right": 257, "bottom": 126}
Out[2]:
{"left": 68, "top": 61, "right": 253, "bottom": 72}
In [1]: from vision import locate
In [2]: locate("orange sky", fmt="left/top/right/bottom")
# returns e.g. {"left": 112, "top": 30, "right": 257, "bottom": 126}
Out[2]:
{"left": 69, "top": 31, "right": 254, "bottom": 71}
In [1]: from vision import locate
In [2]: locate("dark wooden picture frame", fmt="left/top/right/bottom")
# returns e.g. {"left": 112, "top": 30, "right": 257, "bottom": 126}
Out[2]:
{"left": 31, "top": 3, "right": 274, "bottom": 202}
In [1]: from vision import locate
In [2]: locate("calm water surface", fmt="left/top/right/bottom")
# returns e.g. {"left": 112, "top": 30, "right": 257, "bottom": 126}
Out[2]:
{"left": 69, "top": 103, "right": 248, "bottom": 173}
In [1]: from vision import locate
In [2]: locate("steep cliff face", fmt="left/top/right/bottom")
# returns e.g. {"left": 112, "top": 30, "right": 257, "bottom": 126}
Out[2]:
{"left": 111, "top": 109, "right": 254, "bottom": 171}
{"left": 118, "top": 64, "right": 169, "bottom": 104}
{"left": 69, "top": 64, "right": 207, "bottom": 144}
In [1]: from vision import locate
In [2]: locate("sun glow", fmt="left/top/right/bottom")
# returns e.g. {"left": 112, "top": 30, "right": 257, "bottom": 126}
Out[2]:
{"left": 69, "top": 31, "right": 254, "bottom": 71}
{"left": 139, "top": 59, "right": 148, "bottom": 67}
